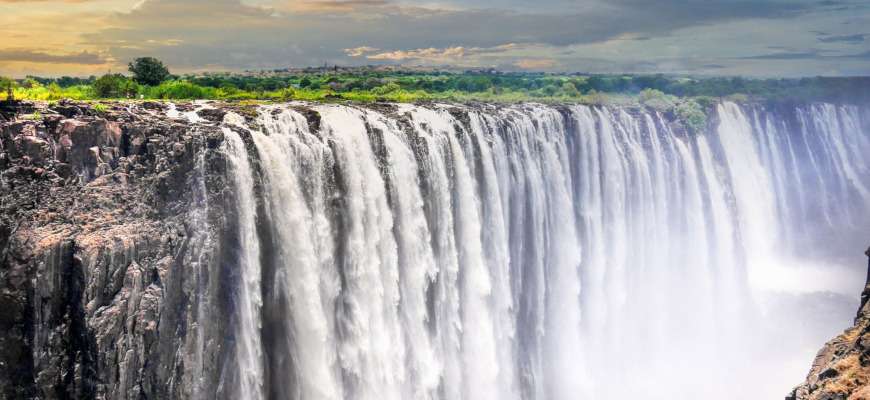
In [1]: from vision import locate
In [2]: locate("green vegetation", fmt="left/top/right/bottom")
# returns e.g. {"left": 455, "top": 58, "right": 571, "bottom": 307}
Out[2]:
{"left": 129, "top": 57, "right": 171, "bottom": 86}
{"left": 2, "top": 63, "right": 868, "bottom": 112}
{"left": 93, "top": 74, "right": 139, "bottom": 98}
{"left": 675, "top": 99, "right": 707, "bottom": 134}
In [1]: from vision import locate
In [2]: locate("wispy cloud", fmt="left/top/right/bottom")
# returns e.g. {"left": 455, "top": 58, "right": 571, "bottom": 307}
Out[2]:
{"left": 348, "top": 43, "right": 519, "bottom": 63}
{"left": 739, "top": 51, "right": 822, "bottom": 60}
{"left": 0, "top": 49, "right": 108, "bottom": 64}
{"left": 817, "top": 33, "right": 866, "bottom": 43}
{"left": 344, "top": 46, "right": 380, "bottom": 57}
{"left": 0, "top": 0, "right": 94, "bottom": 2}
{"left": 283, "top": 0, "right": 388, "bottom": 13}
{"left": 513, "top": 58, "right": 557, "bottom": 69}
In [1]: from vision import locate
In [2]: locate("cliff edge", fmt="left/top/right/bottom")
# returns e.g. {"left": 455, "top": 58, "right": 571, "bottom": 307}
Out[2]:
{"left": 788, "top": 249, "right": 870, "bottom": 400}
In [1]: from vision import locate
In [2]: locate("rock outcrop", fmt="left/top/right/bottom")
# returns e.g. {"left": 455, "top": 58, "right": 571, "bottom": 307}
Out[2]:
{"left": 0, "top": 101, "right": 235, "bottom": 398}
{"left": 788, "top": 249, "right": 870, "bottom": 400}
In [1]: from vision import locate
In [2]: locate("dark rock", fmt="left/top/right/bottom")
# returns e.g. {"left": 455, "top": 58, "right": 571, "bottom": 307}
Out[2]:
{"left": 15, "top": 135, "right": 51, "bottom": 165}
{"left": 54, "top": 162, "right": 73, "bottom": 179}
{"left": 0, "top": 101, "right": 229, "bottom": 398}
{"left": 196, "top": 108, "right": 226, "bottom": 122}
{"left": 140, "top": 101, "right": 166, "bottom": 111}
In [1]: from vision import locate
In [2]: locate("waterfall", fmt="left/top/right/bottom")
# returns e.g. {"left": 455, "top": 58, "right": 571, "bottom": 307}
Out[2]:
{"left": 222, "top": 119, "right": 265, "bottom": 400}
{"left": 209, "top": 101, "right": 869, "bottom": 400}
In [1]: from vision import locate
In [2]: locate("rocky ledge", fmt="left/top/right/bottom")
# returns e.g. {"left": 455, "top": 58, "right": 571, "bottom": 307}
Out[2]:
{"left": 0, "top": 100, "right": 237, "bottom": 398}
{"left": 788, "top": 249, "right": 870, "bottom": 400}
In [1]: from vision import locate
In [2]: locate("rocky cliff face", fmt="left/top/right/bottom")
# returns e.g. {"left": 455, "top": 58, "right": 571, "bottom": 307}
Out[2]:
{"left": 0, "top": 100, "right": 236, "bottom": 398}
{"left": 789, "top": 252, "right": 870, "bottom": 400}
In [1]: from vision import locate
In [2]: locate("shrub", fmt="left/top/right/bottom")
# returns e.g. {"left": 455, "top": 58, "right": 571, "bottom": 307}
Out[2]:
{"left": 0, "top": 76, "right": 15, "bottom": 100}
{"left": 128, "top": 57, "right": 171, "bottom": 86}
{"left": 675, "top": 99, "right": 707, "bottom": 134}
{"left": 639, "top": 88, "right": 676, "bottom": 112}
{"left": 561, "top": 81, "right": 580, "bottom": 97}
{"left": 20, "top": 78, "right": 41, "bottom": 89}
{"left": 93, "top": 74, "right": 138, "bottom": 98}
{"left": 584, "top": 89, "right": 609, "bottom": 106}
{"left": 692, "top": 96, "right": 717, "bottom": 109}
{"left": 148, "top": 80, "right": 212, "bottom": 99}
{"left": 725, "top": 93, "right": 750, "bottom": 103}
{"left": 371, "top": 82, "right": 401, "bottom": 95}
{"left": 542, "top": 84, "right": 559, "bottom": 96}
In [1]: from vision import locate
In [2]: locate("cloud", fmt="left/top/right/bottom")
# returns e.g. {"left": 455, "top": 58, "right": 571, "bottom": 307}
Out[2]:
{"left": 0, "top": 49, "right": 108, "bottom": 64}
{"left": 738, "top": 48, "right": 870, "bottom": 61}
{"left": 513, "top": 58, "right": 557, "bottom": 70}
{"left": 0, "top": 0, "right": 93, "bottom": 2}
{"left": 817, "top": 33, "right": 866, "bottom": 43}
{"left": 344, "top": 46, "right": 380, "bottom": 57}
{"left": 365, "top": 46, "right": 467, "bottom": 61}
{"left": 4, "top": 0, "right": 869, "bottom": 76}
{"left": 79, "top": 0, "right": 823, "bottom": 73}
{"left": 836, "top": 50, "right": 870, "bottom": 59}
{"left": 739, "top": 51, "right": 822, "bottom": 60}
{"left": 349, "top": 43, "right": 520, "bottom": 63}
{"left": 283, "top": 0, "right": 388, "bottom": 13}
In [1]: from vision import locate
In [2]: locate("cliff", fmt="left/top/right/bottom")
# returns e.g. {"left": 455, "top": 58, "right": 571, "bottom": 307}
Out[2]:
{"left": 0, "top": 100, "right": 234, "bottom": 398}
{"left": 788, "top": 251, "right": 870, "bottom": 400}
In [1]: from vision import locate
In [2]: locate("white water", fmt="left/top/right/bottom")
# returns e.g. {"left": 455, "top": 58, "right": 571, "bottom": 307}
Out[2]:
{"left": 205, "top": 101, "right": 869, "bottom": 399}
{"left": 222, "top": 120, "right": 265, "bottom": 400}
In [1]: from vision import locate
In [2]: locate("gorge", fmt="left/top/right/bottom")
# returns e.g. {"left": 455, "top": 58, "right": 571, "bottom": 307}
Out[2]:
{"left": 1, "top": 99, "right": 868, "bottom": 399}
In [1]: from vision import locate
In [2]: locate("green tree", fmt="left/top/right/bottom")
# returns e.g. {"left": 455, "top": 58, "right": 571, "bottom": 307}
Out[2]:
{"left": 561, "top": 81, "right": 580, "bottom": 97}
{"left": 0, "top": 76, "right": 15, "bottom": 100}
{"left": 20, "top": 78, "right": 41, "bottom": 89}
{"left": 128, "top": 57, "right": 170, "bottom": 86}
{"left": 93, "top": 74, "right": 138, "bottom": 98}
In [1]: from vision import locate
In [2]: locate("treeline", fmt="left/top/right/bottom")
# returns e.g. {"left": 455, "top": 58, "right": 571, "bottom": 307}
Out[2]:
{"left": 2, "top": 59, "right": 869, "bottom": 103}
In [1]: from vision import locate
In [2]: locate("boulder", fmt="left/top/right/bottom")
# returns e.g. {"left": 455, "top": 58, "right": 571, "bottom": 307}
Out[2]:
{"left": 14, "top": 135, "right": 51, "bottom": 165}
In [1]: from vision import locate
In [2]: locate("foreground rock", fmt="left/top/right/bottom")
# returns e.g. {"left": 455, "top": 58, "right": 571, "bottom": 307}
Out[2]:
{"left": 0, "top": 100, "right": 233, "bottom": 398}
{"left": 788, "top": 249, "right": 870, "bottom": 400}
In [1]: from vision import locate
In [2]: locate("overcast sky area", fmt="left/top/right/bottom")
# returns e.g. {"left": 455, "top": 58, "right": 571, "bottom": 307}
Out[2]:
{"left": 1, "top": 0, "right": 869, "bottom": 77}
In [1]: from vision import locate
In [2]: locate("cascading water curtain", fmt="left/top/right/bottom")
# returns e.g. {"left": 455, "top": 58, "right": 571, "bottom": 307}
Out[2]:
{"left": 210, "top": 102, "right": 869, "bottom": 400}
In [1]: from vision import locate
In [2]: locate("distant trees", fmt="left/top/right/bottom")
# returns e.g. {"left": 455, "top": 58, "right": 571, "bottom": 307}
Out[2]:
{"left": 128, "top": 57, "right": 170, "bottom": 86}
{"left": 7, "top": 67, "right": 870, "bottom": 103}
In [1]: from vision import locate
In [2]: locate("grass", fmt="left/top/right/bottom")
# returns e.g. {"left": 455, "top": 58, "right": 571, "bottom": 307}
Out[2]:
{"left": 822, "top": 354, "right": 870, "bottom": 397}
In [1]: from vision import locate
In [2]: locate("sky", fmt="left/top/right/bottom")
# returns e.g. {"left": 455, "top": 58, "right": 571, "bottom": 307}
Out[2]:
{"left": 1, "top": 0, "right": 869, "bottom": 77}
